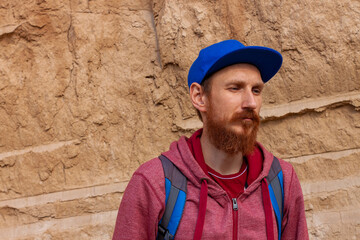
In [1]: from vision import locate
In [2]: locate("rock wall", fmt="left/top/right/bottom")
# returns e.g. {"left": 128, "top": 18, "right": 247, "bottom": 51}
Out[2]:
{"left": 0, "top": 0, "right": 359, "bottom": 239}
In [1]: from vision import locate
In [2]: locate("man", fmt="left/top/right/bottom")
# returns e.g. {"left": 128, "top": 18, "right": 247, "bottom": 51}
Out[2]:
{"left": 112, "top": 40, "right": 309, "bottom": 240}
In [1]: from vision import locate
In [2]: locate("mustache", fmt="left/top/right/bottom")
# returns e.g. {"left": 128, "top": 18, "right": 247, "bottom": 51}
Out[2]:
{"left": 230, "top": 110, "right": 260, "bottom": 123}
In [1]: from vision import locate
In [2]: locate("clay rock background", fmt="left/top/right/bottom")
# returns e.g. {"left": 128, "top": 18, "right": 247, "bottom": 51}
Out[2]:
{"left": 0, "top": 0, "right": 359, "bottom": 239}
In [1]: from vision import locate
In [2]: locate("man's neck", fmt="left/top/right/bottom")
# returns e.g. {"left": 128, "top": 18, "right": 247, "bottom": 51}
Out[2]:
{"left": 200, "top": 129, "right": 244, "bottom": 175}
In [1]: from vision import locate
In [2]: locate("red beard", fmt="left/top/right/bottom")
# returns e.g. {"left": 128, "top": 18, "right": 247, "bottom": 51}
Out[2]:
{"left": 205, "top": 102, "right": 260, "bottom": 155}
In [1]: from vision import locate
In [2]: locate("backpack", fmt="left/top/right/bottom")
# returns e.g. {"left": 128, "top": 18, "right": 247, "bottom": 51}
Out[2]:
{"left": 157, "top": 155, "right": 284, "bottom": 240}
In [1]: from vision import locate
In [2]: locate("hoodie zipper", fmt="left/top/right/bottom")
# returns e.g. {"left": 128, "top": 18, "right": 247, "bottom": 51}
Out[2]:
{"left": 232, "top": 198, "right": 238, "bottom": 240}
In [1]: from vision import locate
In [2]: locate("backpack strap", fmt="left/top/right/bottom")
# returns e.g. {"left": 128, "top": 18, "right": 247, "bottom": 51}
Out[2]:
{"left": 266, "top": 156, "right": 284, "bottom": 240}
{"left": 157, "top": 155, "right": 187, "bottom": 240}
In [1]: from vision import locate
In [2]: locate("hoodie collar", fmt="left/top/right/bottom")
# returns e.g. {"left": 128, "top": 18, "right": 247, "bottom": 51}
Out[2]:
{"left": 161, "top": 134, "right": 275, "bottom": 200}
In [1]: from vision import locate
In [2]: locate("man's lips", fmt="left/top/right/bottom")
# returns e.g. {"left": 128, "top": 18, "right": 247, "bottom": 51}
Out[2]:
{"left": 240, "top": 115, "right": 255, "bottom": 120}
{"left": 231, "top": 117, "right": 254, "bottom": 124}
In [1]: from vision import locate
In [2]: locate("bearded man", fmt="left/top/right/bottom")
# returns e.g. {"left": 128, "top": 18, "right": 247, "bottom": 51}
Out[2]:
{"left": 112, "top": 40, "right": 309, "bottom": 240}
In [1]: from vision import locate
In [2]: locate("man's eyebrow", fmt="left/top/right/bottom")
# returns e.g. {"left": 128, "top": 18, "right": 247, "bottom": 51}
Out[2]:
{"left": 225, "top": 78, "right": 264, "bottom": 87}
{"left": 254, "top": 82, "right": 265, "bottom": 88}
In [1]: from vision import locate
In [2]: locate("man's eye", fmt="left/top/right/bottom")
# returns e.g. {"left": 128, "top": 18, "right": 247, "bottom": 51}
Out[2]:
{"left": 253, "top": 88, "right": 261, "bottom": 94}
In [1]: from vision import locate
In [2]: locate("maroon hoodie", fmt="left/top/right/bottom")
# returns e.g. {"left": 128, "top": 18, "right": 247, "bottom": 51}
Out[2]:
{"left": 112, "top": 136, "right": 309, "bottom": 240}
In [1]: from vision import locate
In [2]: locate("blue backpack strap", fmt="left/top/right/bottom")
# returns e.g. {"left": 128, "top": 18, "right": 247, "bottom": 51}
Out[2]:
{"left": 157, "top": 155, "right": 187, "bottom": 240}
{"left": 266, "top": 156, "right": 284, "bottom": 240}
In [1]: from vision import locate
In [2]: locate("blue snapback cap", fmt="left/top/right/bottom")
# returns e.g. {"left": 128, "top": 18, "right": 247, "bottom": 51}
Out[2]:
{"left": 187, "top": 40, "right": 283, "bottom": 88}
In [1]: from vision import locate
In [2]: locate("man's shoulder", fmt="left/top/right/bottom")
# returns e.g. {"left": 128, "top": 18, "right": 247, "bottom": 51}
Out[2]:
{"left": 124, "top": 157, "right": 166, "bottom": 198}
{"left": 276, "top": 157, "right": 294, "bottom": 171}
{"left": 133, "top": 156, "right": 164, "bottom": 179}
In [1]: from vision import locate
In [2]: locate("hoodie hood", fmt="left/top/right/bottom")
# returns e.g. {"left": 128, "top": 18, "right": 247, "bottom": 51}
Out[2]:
{"left": 162, "top": 136, "right": 275, "bottom": 201}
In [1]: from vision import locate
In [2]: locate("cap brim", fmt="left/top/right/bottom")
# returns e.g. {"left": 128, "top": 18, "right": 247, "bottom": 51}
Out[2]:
{"left": 205, "top": 46, "right": 283, "bottom": 83}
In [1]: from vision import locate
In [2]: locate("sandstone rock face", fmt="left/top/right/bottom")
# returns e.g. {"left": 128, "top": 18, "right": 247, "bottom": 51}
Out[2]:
{"left": 0, "top": 0, "right": 359, "bottom": 239}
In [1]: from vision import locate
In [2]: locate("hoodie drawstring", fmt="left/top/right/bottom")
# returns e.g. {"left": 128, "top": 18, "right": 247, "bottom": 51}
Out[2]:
{"left": 192, "top": 178, "right": 275, "bottom": 240}
{"left": 262, "top": 178, "right": 275, "bottom": 240}
{"left": 193, "top": 179, "right": 208, "bottom": 240}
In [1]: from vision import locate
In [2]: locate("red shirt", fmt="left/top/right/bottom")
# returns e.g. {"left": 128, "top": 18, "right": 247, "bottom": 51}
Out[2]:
{"left": 187, "top": 129, "right": 263, "bottom": 198}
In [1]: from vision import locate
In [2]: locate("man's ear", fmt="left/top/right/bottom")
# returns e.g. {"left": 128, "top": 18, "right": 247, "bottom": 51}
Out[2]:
{"left": 190, "top": 83, "right": 207, "bottom": 113}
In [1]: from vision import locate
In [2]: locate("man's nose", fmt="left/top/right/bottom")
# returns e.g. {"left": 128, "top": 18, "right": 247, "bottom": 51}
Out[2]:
{"left": 242, "top": 90, "right": 257, "bottom": 109}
